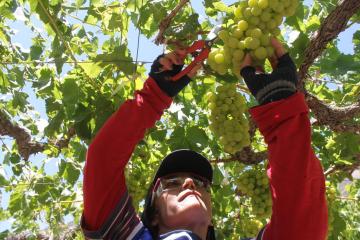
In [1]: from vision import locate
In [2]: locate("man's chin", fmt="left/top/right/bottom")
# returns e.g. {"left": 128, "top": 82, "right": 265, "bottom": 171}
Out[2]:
{"left": 178, "top": 199, "right": 209, "bottom": 217}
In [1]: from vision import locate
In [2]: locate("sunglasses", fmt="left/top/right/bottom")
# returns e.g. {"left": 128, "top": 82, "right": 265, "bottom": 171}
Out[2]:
{"left": 150, "top": 175, "right": 211, "bottom": 206}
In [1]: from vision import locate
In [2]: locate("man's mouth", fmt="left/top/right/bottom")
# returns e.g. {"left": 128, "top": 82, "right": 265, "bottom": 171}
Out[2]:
{"left": 178, "top": 190, "right": 202, "bottom": 202}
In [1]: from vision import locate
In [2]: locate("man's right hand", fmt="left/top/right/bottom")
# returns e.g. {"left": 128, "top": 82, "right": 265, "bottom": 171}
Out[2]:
{"left": 240, "top": 38, "right": 298, "bottom": 105}
{"left": 149, "top": 49, "right": 201, "bottom": 97}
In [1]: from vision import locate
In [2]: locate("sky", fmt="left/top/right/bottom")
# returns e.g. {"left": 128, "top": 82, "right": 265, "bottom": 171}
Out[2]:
{"left": 0, "top": 0, "right": 359, "bottom": 233}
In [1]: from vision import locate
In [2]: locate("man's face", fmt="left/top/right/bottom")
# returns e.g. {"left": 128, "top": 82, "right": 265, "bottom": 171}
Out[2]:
{"left": 152, "top": 173, "right": 212, "bottom": 230}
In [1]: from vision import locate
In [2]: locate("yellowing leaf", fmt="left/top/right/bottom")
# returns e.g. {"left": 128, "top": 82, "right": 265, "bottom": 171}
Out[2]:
{"left": 79, "top": 62, "right": 102, "bottom": 79}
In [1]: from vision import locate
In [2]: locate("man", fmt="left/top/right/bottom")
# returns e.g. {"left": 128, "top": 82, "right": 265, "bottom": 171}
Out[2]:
{"left": 81, "top": 38, "right": 328, "bottom": 240}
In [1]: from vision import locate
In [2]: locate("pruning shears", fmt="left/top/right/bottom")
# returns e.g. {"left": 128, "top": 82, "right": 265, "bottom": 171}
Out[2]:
{"left": 171, "top": 25, "right": 222, "bottom": 81}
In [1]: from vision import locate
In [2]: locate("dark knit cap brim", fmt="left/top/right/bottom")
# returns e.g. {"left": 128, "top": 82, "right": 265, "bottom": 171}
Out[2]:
{"left": 154, "top": 149, "right": 213, "bottom": 183}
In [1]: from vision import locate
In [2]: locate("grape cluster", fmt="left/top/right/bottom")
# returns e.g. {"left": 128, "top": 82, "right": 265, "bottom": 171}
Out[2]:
{"left": 325, "top": 181, "right": 337, "bottom": 238}
{"left": 207, "top": 0, "right": 299, "bottom": 77}
{"left": 239, "top": 218, "right": 263, "bottom": 239}
{"left": 236, "top": 168, "right": 272, "bottom": 218}
{"left": 208, "top": 83, "right": 250, "bottom": 154}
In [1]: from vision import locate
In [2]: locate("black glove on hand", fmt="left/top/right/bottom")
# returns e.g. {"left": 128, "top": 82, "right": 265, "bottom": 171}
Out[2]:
{"left": 240, "top": 53, "right": 298, "bottom": 105}
{"left": 149, "top": 54, "right": 191, "bottom": 97}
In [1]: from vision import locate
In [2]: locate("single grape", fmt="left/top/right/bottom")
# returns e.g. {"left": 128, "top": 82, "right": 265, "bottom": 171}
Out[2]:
{"left": 243, "top": 7, "right": 253, "bottom": 19}
{"left": 237, "top": 20, "right": 249, "bottom": 31}
{"left": 260, "top": 34, "right": 270, "bottom": 46}
{"left": 260, "top": 11, "right": 271, "bottom": 22}
{"left": 233, "top": 49, "right": 245, "bottom": 61}
{"left": 258, "top": 0, "right": 269, "bottom": 9}
{"left": 251, "top": 28, "right": 262, "bottom": 39}
{"left": 249, "top": 16, "right": 260, "bottom": 25}
{"left": 273, "top": 4, "right": 285, "bottom": 13}
{"left": 234, "top": 6, "right": 243, "bottom": 19}
{"left": 238, "top": 41, "right": 246, "bottom": 50}
{"left": 254, "top": 47, "right": 267, "bottom": 60}
{"left": 251, "top": 6, "right": 262, "bottom": 16}
{"left": 266, "top": 46, "right": 275, "bottom": 57}
{"left": 244, "top": 37, "right": 260, "bottom": 50}
{"left": 219, "top": 30, "right": 230, "bottom": 42}
{"left": 228, "top": 37, "right": 239, "bottom": 48}
{"left": 232, "top": 28, "right": 244, "bottom": 38}
{"left": 266, "top": 20, "right": 277, "bottom": 29}
{"left": 248, "top": 0, "right": 257, "bottom": 7}
{"left": 214, "top": 53, "right": 225, "bottom": 64}
{"left": 245, "top": 28, "right": 253, "bottom": 37}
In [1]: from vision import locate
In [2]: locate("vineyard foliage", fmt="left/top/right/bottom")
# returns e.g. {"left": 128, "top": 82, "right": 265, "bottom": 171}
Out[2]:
{"left": 0, "top": 0, "right": 359, "bottom": 239}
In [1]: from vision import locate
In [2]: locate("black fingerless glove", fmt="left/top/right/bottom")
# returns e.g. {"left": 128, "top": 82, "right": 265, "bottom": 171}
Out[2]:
{"left": 240, "top": 53, "right": 298, "bottom": 105}
{"left": 149, "top": 54, "right": 192, "bottom": 97}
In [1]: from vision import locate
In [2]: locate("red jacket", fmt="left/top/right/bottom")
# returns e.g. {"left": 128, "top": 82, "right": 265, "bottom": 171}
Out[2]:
{"left": 81, "top": 77, "right": 328, "bottom": 239}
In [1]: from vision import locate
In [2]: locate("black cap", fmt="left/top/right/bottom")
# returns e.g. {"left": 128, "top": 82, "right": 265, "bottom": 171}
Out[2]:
{"left": 154, "top": 149, "right": 213, "bottom": 183}
{"left": 141, "top": 149, "right": 215, "bottom": 239}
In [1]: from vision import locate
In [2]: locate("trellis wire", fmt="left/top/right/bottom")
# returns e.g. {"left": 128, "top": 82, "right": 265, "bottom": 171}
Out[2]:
{"left": 0, "top": 60, "right": 152, "bottom": 65}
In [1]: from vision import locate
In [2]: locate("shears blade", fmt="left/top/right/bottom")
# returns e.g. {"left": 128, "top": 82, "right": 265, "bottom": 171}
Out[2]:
{"left": 207, "top": 24, "right": 222, "bottom": 42}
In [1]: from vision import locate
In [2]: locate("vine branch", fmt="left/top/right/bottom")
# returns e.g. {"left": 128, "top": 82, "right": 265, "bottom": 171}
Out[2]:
{"left": 306, "top": 92, "right": 360, "bottom": 134}
{"left": 0, "top": 110, "right": 75, "bottom": 160}
{"left": 297, "top": 0, "right": 360, "bottom": 134}
{"left": 154, "top": 0, "right": 190, "bottom": 45}
{"left": 298, "top": 0, "right": 360, "bottom": 86}
{"left": 325, "top": 154, "right": 360, "bottom": 177}
{"left": 211, "top": 148, "right": 267, "bottom": 165}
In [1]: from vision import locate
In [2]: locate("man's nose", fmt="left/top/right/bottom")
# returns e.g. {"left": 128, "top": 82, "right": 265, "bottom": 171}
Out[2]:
{"left": 182, "top": 177, "right": 196, "bottom": 190}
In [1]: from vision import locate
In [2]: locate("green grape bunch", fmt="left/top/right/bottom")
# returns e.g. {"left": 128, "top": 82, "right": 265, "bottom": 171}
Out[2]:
{"left": 207, "top": 0, "right": 299, "bottom": 78}
{"left": 236, "top": 168, "right": 272, "bottom": 218}
{"left": 208, "top": 83, "right": 250, "bottom": 154}
{"left": 231, "top": 217, "right": 264, "bottom": 239}
{"left": 325, "top": 181, "right": 337, "bottom": 238}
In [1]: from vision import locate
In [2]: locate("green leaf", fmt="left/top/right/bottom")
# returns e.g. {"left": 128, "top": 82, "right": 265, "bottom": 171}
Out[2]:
{"left": 95, "top": 44, "right": 135, "bottom": 75}
{"left": 0, "top": 166, "right": 8, "bottom": 186}
{"left": 61, "top": 77, "right": 80, "bottom": 105}
{"left": 63, "top": 161, "right": 80, "bottom": 185}
{"left": 33, "top": 67, "right": 53, "bottom": 89}
{"left": 9, "top": 186, "right": 26, "bottom": 214}
{"left": 94, "top": 95, "right": 114, "bottom": 133}
{"left": 44, "top": 109, "right": 65, "bottom": 136}
{"left": 186, "top": 126, "right": 208, "bottom": 149}
{"left": 74, "top": 115, "right": 92, "bottom": 140}
{"left": 0, "top": 69, "right": 9, "bottom": 92}
{"left": 331, "top": 210, "right": 347, "bottom": 238}
{"left": 50, "top": 36, "right": 66, "bottom": 73}
{"left": 9, "top": 153, "right": 20, "bottom": 164}
{"left": 150, "top": 129, "right": 167, "bottom": 142}
{"left": 73, "top": 103, "right": 92, "bottom": 122}
{"left": 12, "top": 91, "right": 28, "bottom": 111}
{"left": 28, "top": 0, "right": 38, "bottom": 12}
{"left": 79, "top": 62, "right": 102, "bottom": 79}
{"left": 168, "top": 128, "right": 190, "bottom": 151}
{"left": 213, "top": 2, "right": 232, "bottom": 13}
{"left": 353, "top": 30, "right": 360, "bottom": 55}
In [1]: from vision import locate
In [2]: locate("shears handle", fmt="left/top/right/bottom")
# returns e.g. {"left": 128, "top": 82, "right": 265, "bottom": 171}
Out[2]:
{"left": 171, "top": 40, "right": 210, "bottom": 81}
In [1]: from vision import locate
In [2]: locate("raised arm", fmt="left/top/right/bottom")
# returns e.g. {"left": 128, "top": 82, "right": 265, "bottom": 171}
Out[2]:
{"left": 241, "top": 38, "right": 328, "bottom": 240}
{"left": 81, "top": 50, "right": 201, "bottom": 238}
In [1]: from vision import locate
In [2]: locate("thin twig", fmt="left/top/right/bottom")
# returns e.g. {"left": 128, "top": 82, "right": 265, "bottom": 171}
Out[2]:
{"left": 37, "top": 1, "right": 78, "bottom": 65}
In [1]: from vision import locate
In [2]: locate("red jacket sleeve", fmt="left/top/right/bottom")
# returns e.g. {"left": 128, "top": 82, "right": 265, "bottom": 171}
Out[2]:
{"left": 82, "top": 78, "right": 172, "bottom": 231}
{"left": 249, "top": 93, "right": 328, "bottom": 240}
